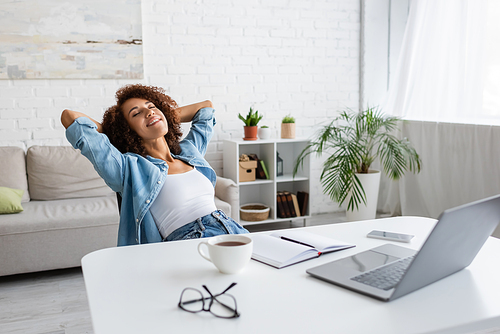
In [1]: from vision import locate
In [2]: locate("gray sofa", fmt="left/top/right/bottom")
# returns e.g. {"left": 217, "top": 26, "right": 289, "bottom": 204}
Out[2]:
{"left": 0, "top": 146, "right": 238, "bottom": 276}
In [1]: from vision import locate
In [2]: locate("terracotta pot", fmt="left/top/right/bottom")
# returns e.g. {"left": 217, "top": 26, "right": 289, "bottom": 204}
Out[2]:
{"left": 281, "top": 123, "right": 296, "bottom": 139}
{"left": 243, "top": 126, "right": 258, "bottom": 141}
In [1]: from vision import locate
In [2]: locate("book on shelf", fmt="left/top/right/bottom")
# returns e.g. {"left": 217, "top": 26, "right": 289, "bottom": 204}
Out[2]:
{"left": 276, "top": 192, "right": 287, "bottom": 218}
{"left": 291, "top": 193, "right": 301, "bottom": 216}
{"left": 248, "top": 153, "right": 268, "bottom": 179}
{"left": 278, "top": 192, "right": 291, "bottom": 217}
{"left": 251, "top": 230, "right": 355, "bottom": 269}
{"left": 259, "top": 160, "right": 269, "bottom": 179}
{"left": 277, "top": 191, "right": 303, "bottom": 218}
{"left": 283, "top": 191, "right": 297, "bottom": 217}
{"left": 297, "top": 191, "right": 309, "bottom": 216}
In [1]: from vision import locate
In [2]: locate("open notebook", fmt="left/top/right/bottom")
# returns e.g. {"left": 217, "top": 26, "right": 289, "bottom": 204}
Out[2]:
{"left": 251, "top": 230, "right": 355, "bottom": 269}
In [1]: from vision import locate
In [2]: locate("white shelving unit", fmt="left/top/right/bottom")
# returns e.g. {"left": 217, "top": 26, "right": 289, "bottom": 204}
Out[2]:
{"left": 223, "top": 138, "right": 311, "bottom": 226}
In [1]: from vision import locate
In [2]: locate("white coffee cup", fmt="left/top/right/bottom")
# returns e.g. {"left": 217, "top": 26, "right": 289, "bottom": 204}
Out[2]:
{"left": 198, "top": 235, "right": 253, "bottom": 274}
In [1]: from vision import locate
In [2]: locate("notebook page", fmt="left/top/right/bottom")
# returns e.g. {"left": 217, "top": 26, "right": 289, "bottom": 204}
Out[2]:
{"left": 271, "top": 230, "right": 353, "bottom": 253}
{"left": 251, "top": 234, "right": 317, "bottom": 267}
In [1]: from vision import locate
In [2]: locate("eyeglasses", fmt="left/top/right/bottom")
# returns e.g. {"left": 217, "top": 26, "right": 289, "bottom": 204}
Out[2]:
{"left": 178, "top": 282, "right": 240, "bottom": 318}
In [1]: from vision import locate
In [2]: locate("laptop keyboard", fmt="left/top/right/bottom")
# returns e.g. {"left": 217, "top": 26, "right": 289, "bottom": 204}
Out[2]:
{"left": 351, "top": 255, "right": 415, "bottom": 291}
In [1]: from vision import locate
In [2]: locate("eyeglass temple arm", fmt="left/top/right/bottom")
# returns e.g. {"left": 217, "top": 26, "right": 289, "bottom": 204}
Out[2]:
{"left": 181, "top": 295, "right": 212, "bottom": 305}
{"left": 183, "top": 282, "right": 238, "bottom": 306}
{"left": 220, "top": 282, "right": 237, "bottom": 294}
{"left": 202, "top": 282, "right": 237, "bottom": 297}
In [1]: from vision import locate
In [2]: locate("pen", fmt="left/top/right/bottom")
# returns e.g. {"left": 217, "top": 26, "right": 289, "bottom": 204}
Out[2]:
{"left": 280, "top": 236, "right": 315, "bottom": 249}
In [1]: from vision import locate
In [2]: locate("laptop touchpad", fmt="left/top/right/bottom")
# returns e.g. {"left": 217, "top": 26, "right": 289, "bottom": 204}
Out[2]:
{"left": 335, "top": 250, "right": 400, "bottom": 273}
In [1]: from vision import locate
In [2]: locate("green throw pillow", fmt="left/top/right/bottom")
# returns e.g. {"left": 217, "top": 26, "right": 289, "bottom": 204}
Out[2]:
{"left": 0, "top": 186, "right": 24, "bottom": 214}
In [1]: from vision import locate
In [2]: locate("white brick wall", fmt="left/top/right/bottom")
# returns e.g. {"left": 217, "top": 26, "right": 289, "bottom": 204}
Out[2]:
{"left": 0, "top": 0, "right": 360, "bottom": 215}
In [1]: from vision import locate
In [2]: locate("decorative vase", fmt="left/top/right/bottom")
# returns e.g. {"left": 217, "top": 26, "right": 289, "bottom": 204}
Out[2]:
{"left": 281, "top": 123, "right": 295, "bottom": 139}
{"left": 243, "top": 126, "right": 258, "bottom": 141}
{"left": 346, "top": 170, "right": 381, "bottom": 222}
{"left": 258, "top": 127, "right": 271, "bottom": 140}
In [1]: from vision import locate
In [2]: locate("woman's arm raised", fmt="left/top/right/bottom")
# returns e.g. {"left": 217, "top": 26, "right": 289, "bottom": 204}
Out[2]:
{"left": 61, "top": 109, "right": 103, "bottom": 133}
{"left": 175, "top": 100, "right": 213, "bottom": 123}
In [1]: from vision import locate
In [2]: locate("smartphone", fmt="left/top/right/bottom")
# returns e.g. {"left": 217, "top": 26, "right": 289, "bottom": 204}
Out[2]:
{"left": 366, "top": 230, "right": 414, "bottom": 243}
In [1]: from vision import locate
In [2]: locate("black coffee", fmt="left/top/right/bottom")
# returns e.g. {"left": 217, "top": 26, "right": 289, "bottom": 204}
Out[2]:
{"left": 216, "top": 241, "right": 246, "bottom": 247}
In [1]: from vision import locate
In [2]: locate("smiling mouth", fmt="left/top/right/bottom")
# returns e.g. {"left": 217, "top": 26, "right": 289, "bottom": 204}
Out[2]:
{"left": 147, "top": 118, "right": 161, "bottom": 127}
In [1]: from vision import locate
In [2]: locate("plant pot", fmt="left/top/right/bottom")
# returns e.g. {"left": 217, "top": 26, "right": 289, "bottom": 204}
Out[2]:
{"left": 243, "top": 126, "right": 258, "bottom": 141}
{"left": 258, "top": 127, "right": 271, "bottom": 140}
{"left": 281, "top": 123, "right": 295, "bottom": 139}
{"left": 346, "top": 170, "right": 381, "bottom": 222}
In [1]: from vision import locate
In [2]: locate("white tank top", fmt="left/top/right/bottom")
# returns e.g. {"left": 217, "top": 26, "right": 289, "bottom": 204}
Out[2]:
{"left": 150, "top": 169, "right": 217, "bottom": 238}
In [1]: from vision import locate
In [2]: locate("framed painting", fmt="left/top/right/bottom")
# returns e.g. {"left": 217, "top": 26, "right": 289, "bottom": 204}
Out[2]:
{"left": 0, "top": 0, "right": 143, "bottom": 79}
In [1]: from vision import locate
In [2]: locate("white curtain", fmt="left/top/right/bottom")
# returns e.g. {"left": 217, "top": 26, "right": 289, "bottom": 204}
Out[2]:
{"left": 383, "top": 0, "right": 487, "bottom": 124}
{"left": 377, "top": 120, "right": 500, "bottom": 218}
{"left": 377, "top": 0, "right": 500, "bottom": 218}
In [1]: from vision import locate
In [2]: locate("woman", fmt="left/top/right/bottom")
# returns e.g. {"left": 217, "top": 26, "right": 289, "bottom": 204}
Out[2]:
{"left": 61, "top": 84, "right": 248, "bottom": 246}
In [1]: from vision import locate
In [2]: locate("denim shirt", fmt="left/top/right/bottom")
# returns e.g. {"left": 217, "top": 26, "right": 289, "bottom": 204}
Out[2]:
{"left": 66, "top": 107, "right": 217, "bottom": 246}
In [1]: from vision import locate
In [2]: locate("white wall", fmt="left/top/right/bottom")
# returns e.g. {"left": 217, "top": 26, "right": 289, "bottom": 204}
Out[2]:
{"left": 0, "top": 0, "right": 361, "bottom": 215}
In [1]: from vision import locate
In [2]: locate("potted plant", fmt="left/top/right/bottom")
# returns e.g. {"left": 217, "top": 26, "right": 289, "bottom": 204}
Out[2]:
{"left": 281, "top": 115, "right": 295, "bottom": 139}
{"left": 258, "top": 125, "right": 271, "bottom": 140}
{"left": 293, "top": 107, "right": 421, "bottom": 221}
{"left": 238, "top": 107, "right": 263, "bottom": 141}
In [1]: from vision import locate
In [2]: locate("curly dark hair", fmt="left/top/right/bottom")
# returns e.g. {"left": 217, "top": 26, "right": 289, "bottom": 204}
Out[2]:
{"left": 102, "top": 84, "right": 182, "bottom": 156}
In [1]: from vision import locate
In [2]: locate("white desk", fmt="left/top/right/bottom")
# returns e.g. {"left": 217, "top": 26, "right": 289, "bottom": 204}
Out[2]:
{"left": 81, "top": 217, "right": 500, "bottom": 334}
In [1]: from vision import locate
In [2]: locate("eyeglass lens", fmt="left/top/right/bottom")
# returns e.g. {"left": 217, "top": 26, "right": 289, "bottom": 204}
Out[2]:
{"left": 209, "top": 293, "right": 238, "bottom": 318}
{"left": 179, "top": 288, "right": 206, "bottom": 312}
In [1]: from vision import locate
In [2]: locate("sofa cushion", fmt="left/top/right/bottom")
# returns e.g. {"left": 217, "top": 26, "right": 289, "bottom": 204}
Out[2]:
{"left": 0, "top": 187, "right": 24, "bottom": 214}
{"left": 0, "top": 195, "right": 119, "bottom": 276}
{"left": 27, "top": 146, "right": 113, "bottom": 200}
{"left": 0, "top": 146, "right": 30, "bottom": 203}
{"left": 0, "top": 196, "right": 118, "bottom": 236}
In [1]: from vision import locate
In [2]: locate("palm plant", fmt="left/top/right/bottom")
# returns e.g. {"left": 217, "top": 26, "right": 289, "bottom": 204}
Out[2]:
{"left": 293, "top": 107, "right": 421, "bottom": 211}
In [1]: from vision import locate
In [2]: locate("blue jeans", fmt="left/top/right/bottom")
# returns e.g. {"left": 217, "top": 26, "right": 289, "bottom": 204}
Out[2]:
{"left": 164, "top": 210, "right": 249, "bottom": 242}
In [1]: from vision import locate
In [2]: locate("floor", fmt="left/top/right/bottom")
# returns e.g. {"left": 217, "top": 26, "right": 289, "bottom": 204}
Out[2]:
{"left": 0, "top": 268, "right": 92, "bottom": 334}
{"left": 1, "top": 213, "right": 499, "bottom": 334}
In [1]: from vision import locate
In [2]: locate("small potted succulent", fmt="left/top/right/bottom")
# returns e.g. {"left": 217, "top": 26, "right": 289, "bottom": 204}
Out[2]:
{"left": 258, "top": 125, "right": 271, "bottom": 140}
{"left": 238, "top": 107, "right": 263, "bottom": 141}
{"left": 281, "top": 114, "right": 295, "bottom": 139}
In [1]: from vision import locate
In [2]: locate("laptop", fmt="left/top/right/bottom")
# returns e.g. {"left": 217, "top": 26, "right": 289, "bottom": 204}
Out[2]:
{"left": 306, "top": 194, "right": 500, "bottom": 302}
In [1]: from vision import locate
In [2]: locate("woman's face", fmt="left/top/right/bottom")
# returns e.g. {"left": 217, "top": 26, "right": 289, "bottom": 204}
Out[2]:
{"left": 122, "top": 98, "right": 168, "bottom": 141}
